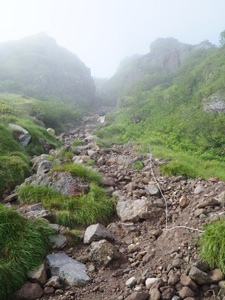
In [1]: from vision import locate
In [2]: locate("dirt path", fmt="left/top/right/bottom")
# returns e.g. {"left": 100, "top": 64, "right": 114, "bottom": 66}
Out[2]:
{"left": 13, "top": 114, "right": 225, "bottom": 300}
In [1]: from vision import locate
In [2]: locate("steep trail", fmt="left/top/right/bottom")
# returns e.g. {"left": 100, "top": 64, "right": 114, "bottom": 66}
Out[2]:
{"left": 11, "top": 113, "right": 225, "bottom": 300}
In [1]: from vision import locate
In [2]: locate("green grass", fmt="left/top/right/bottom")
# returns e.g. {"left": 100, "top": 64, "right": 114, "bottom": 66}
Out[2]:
{"left": 132, "top": 160, "right": 144, "bottom": 170}
{"left": 0, "top": 205, "right": 53, "bottom": 300}
{"left": 199, "top": 217, "right": 225, "bottom": 273}
{"left": 52, "top": 163, "right": 103, "bottom": 184}
{"left": 0, "top": 155, "right": 31, "bottom": 197}
{"left": 73, "top": 139, "right": 84, "bottom": 146}
{"left": 84, "top": 159, "right": 95, "bottom": 166}
{"left": 17, "top": 180, "right": 115, "bottom": 228}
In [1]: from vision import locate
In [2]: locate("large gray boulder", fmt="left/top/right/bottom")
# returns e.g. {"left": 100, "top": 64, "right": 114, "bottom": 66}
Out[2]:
{"left": 24, "top": 171, "right": 88, "bottom": 196}
{"left": 8, "top": 123, "right": 31, "bottom": 147}
{"left": 46, "top": 253, "right": 91, "bottom": 287}
{"left": 83, "top": 223, "right": 114, "bottom": 244}
{"left": 116, "top": 198, "right": 162, "bottom": 223}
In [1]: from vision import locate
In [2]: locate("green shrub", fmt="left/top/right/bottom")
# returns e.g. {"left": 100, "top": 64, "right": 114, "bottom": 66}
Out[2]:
{"left": 72, "top": 139, "right": 84, "bottom": 146}
{"left": 199, "top": 218, "right": 225, "bottom": 273}
{"left": 85, "top": 159, "right": 95, "bottom": 166}
{"left": 0, "top": 205, "right": 53, "bottom": 300}
{"left": 132, "top": 160, "right": 144, "bottom": 170}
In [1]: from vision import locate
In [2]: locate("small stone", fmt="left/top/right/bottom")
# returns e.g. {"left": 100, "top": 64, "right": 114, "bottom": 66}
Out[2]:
{"left": 160, "top": 286, "right": 174, "bottom": 300}
{"left": 125, "top": 291, "right": 149, "bottom": 300}
{"left": 45, "top": 276, "right": 62, "bottom": 288}
{"left": 193, "top": 261, "right": 210, "bottom": 272}
{"left": 194, "top": 184, "right": 204, "bottom": 194}
{"left": 126, "top": 277, "right": 137, "bottom": 288}
{"left": 145, "top": 278, "right": 159, "bottom": 289}
{"left": 180, "top": 274, "right": 198, "bottom": 291}
{"left": 83, "top": 223, "right": 113, "bottom": 244}
{"left": 178, "top": 286, "right": 195, "bottom": 299}
{"left": 219, "top": 281, "right": 225, "bottom": 290}
{"left": 209, "top": 269, "right": 223, "bottom": 283}
{"left": 51, "top": 234, "right": 68, "bottom": 250}
{"left": 179, "top": 195, "right": 189, "bottom": 208}
{"left": 128, "top": 244, "right": 141, "bottom": 253}
{"left": 168, "top": 273, "right": 180, "bottom": 286}
{"left": 55, "top": 289, "right": 63, "bottom": 295}
{"left": 149, "top": 288, "right": 161, "bottom": 300}
{"left": 14, "top": 283, "right": 43, "bottom": 299}
{"left": 44, "top": 286, "right": 54, "bottom": 294}
{"left": 26, "top": 263, "right": 47, "bottom": 285}
{"left": 194, "top": 208, "right": 207, "bottom": 217}
{"left": 172, "top": 258, "right": 183, "bottom": 268}
{"left": 171, "top": 296, "right": 181, "bottom": 300}
{"left": 145, "top": 184, "right": 160, "bottom": 196}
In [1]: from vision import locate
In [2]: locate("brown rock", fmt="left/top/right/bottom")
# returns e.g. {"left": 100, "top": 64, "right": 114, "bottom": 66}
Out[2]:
{"left": 168, "top": 273, "right": 180, "bottom": 286}
{"left": 180, "top": 274, "right": 198, "bottom": 291}
{"left": 26, "top": 263, "right": 47, "bottom": 285}
{"left": 179, "top": 195, "right": 189, "bottom": 208}
{"left": 3, "top": 192, "right": 18, "bottom": 203}
{"left": 14, "top": 282, "right": 43, "bottom": 300}
{"left": 44, "top": 286, "right": 54, "bottom": 294}
{"left": 149, "top": 287, "right": 161, "bottom": 300}
{"left": 209, "top": 269, "right": 223, "bottom": 283}
{"left": 160, "top": 286, "right": 174, "bottom": 300}
{"left": 178, "top": 286, "right": 195, "bottom": 299}
{"left": 194, "top": 208, "right": 207, "bottom": 217}
{"left": 125, "top": 291, "right": 149, "bottom": 300}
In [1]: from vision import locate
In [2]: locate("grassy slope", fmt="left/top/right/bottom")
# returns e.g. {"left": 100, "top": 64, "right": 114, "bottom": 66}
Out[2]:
{"left": 0, "top": 94, "right": 83, "bottom": 197}
{"left": 95, "top": 45, "right": 225, "bottom": 179}
{"left": 0, "top": 205, "right": 53, "bottom": 300}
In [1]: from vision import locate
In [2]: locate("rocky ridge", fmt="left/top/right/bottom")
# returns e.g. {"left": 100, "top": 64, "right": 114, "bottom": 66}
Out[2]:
{"left": 5, "top": 114, "right": 225, "bottom": 300}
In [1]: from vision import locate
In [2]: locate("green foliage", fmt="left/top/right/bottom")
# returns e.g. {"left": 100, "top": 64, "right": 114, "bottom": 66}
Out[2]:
{"left": 0, "top": 155, "right": 31, "bottom": 197}
{"left": 0, "top": 205, "right": 53, "bottom": 300}
{"left": 73, "top": 139, "right": 84, "bottom": 146}
{"left": 132, "top": 160, "right": 144, "bottom": 170}
{"left": 199, "top": 218, "right": 225, "bottom": 273}
{"left": 17, "top": 182, "right": 115, "bottom": 228}
{"left": 85, "top": 159, "right": 95, "bottom": 166}
{"left": 52, "top": 163, "right": 103, "bottom": 184}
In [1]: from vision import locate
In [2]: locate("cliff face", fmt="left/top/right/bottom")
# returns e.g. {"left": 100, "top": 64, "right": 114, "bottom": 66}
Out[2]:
{"left": 0, "top": 33, "right": 96, "bottom": 107}
{"left": 99, "top": 38, "right": 216, "bottom": 105}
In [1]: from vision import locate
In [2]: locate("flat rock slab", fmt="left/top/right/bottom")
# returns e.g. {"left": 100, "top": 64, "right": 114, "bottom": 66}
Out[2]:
{"left": 46, "top": 253, "right": 91, "bottom": 287}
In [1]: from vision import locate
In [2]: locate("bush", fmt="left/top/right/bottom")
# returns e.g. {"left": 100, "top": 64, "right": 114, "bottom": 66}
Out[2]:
{"left": 199, "top": 218, "right": 225, "bottom": 273}
{"left": 0, "top": 205, "right": 53, "bottom": 300}
{"left": 72, "top": 139, "right": 84, "bottom": 146}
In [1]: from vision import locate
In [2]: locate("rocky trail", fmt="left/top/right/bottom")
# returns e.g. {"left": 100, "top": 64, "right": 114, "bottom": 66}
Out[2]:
{"left": 6, "top": 114, "right": 225, "bottom": 300}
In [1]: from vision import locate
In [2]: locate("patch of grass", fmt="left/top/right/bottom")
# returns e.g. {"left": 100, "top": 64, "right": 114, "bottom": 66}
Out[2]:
{"left": 0, "top": 155, "right": 31, "bottom": 197}
{"left": 132, "top": 160, "right": 144, "bottom": 170}
{"left": 16, "top": 184, "right": 61, "bottom": 204}
{"left": 0, "top": 205, "right": 53, "bottom": 300}
{"left": 59, "top": 150, "right": 74, "bottom": 159}
{"left": 85, "top": 159, "right": 95, "bottom": 166}
{"left": 199, "top": 217, "right": 225, "bottom": 273}
{"left": 52, "top": 163, "right": 102, "bottom": 184}
{"left": 17, "top": 182, "right": 115, "bottom": 228}
{"left": 73, "top": 139, "right": 84, "bottom": 146}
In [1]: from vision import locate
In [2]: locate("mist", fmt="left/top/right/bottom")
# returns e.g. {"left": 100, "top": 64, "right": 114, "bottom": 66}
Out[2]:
{"left": 0, "top": 0, "right": 224, "bottom": 78}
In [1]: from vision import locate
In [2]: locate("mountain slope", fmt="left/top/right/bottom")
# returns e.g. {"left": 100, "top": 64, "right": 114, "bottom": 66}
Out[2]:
{"left": 0, "top": 33, "right": 96, "bottom": 107}
{"left": 96, "top": 38, "right": 225, "bottom": 164}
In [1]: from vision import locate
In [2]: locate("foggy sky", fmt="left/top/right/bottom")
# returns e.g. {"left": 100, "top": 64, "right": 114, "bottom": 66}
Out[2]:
{"left": 0, "top": 0, "right": 224, "bottom": 78}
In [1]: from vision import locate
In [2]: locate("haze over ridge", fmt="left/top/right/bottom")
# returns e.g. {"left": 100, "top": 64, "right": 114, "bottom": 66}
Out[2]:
{"left": 0, "top": 0, "right": 224, "bottom": 77}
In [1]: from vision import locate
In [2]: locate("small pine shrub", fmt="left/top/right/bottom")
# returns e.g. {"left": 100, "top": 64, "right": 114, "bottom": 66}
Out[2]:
{"left": 0, "top": 205, "right": 53, "bottom": 300}
{"left": 199, "top": 218, "right": 225, "bottom": 273}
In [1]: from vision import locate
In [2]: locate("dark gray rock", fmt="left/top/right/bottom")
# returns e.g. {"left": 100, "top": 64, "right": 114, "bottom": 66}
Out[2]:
{"left": 189, "top": 266, "right": 212, "bottom": 285}
{"left": 51, "top": 235, "right": 68, "bottom": 250}
{"left": 46, "top": 253, "right": 91, "bottom": 287}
